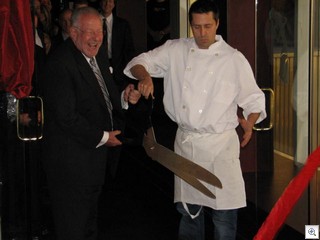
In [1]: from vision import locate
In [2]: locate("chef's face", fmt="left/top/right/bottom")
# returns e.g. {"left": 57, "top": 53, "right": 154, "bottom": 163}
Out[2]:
{"left": 191, "top": 12, "right": 219, "bottom": 49}
{"left": 70, "top": 13, "right": 103, "bottom": 58}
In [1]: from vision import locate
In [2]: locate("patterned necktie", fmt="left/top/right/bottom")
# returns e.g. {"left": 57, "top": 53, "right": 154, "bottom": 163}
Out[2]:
{"left": 89, "top": 57, "right": 113, "bottom": 127}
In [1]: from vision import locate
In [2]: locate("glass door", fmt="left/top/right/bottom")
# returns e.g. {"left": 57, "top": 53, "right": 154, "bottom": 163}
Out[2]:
{"left": 255, "top": 0, "right": 311, "bottom": 235}
{"left": 310, "top": 0, "right": 320, "bottom": 226}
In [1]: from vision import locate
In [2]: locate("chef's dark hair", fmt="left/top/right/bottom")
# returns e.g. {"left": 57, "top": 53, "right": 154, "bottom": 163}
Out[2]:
{"left": 189, "top": 0, "right": 220, "bottom": 24}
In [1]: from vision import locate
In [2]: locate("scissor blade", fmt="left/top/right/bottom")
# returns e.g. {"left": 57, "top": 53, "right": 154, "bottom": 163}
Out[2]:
{"left": 143, "top": 127, "right": 222, "bottom": 191}
{"left": 175, "top": 171, "right": 216, "bottom": 199}
{"left": 143, "top": 134, "right": 216, "bottom": 198}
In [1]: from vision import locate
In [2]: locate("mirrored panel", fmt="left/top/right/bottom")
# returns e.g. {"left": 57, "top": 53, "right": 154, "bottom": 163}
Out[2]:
{"left": 17, "top": 96, "right": 43, "bottom": 141}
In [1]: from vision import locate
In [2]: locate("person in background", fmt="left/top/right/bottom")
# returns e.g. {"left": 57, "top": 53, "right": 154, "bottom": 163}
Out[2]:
{"left": 42, "top": 7, "right": 141, "bottom": 240}
{"left": 35, "top": 0, "right": 59, "bottom": 38}
{"left": 99, "top": 0, "right": 149, "bottom": 181}
{"left": 26, "top": 13, "right": 49, "bottom": 239}
{"left": 124, "top": 0, "right": 266, "bottom": 239}
{"left": 74, "top": 0, "right": 89, "bottom": 9}
{"left": 147, "top": 0, "right": 170, "bottom": 50}
{"left": 0, "top": 5, "right": 48, "bottom": 238}
{"left": 146, "top": 0, "right": 176, "bottom": 150}
{"left": 51, "top": 8, "right": 73, "bottom": 51}
{"left": 0, "top": 90, "right": 27, "bottom": 240}
{"left": 57, "top": 8, "right": 73, "bottom": 41}
{"left": 99, "top": 0, "right": 136, "bottom": 91}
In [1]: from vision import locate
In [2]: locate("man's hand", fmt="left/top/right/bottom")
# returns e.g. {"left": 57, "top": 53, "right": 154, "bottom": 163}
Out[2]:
{"left": 124, "top": 84, "right": 141, "bottom": 104}
{"left": 238, "top": 117, "right": 253, "bottom": 147}
{"left": 105, "top": 130, "right": 122, "bottom": 147}
{"left": 138, "top": 76, "right": 154, "bottom": 99}
{"left": 130, "top": 65, "right": 154, "bottom": 99}
{"left": 19, "top": 113, "right": 32, "bottom": 126}
{"left": 238, "top": 113, "right": 260, "bottom": 147}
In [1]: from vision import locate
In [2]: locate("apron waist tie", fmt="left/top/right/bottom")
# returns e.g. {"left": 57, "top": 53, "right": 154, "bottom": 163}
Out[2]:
{"left": 182, "top": 202, "right": 203, "bottom": 219}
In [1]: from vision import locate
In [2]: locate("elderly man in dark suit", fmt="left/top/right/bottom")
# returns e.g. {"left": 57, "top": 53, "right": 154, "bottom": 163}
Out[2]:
{"left": 42, "top": 7, "right": 140, "bottom": 240}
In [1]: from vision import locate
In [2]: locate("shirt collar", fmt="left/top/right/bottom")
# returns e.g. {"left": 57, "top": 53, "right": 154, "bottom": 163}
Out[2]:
{"left": 83, "top": 54, "right": 94, "bottom": 65}
{"left": 106, "top": 13, "right": 113, "bottom": 24}
{"left": 192, "top": 35, "right": 222, "bottom": 50}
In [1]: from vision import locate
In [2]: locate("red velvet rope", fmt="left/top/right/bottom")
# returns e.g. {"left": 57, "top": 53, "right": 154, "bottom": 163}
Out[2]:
{"left": 254, "top": 147, "right": 320, "bottom": 240}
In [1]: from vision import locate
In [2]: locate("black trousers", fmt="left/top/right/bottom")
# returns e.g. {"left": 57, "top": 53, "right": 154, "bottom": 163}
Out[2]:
{"left": 47, "top": 181, "right": 102, "bottom": 240}
{"left": 0, "top": 116, "right": 26, "bottom": 237}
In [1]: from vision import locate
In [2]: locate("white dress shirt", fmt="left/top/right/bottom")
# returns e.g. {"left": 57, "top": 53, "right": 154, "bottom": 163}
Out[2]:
{"left": 105, "top": 14, "right": 113, "bottom": 59}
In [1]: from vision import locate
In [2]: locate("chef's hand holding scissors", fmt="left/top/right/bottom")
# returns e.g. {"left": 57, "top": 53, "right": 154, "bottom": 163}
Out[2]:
{"left": 138, "top": 75, "right": 154, "bottom": 99}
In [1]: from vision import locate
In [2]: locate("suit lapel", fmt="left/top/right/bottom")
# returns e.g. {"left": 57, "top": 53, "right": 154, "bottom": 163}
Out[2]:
{"left": 96, "top": 45, "right": 122, "bottom": 112}
{"left": 69, "top": 41, "right": 108, "bottom": 110}
{"left": 95, "top": 47, "right": 118, "bottom": 104}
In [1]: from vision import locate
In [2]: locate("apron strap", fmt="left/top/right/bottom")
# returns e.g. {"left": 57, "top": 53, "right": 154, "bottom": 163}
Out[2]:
{"left": 182, "top": 202, "right": 203, "bottom": 219}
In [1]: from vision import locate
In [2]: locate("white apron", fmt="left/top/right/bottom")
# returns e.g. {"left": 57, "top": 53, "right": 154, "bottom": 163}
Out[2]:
{"left": 173, "top": 127, "right": 246, "bottom": 210}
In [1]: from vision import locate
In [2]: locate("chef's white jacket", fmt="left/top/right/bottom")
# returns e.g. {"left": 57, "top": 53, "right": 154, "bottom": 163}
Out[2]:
{"left": 124, "top": 35, "right": 266, "bottom": 210}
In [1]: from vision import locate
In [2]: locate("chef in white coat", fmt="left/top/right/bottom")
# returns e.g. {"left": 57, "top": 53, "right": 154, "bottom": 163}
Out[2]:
{"left": 124, "top": 0, "right": 266, "bottom": 239}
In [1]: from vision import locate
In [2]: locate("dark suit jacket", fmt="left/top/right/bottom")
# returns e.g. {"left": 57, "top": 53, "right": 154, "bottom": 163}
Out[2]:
{"left": 42, "top": 38, "right": 124, "bottom": 186}
{"left": 50, "top": 30, "right": 69, "bottom": 54}
{"left": 109, "top": 15, "right": 136, "bottom": 91}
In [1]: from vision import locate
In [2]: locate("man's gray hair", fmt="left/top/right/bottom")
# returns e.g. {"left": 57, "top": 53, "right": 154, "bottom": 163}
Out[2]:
{"left": 71, "top": 7, "right": 102, "bottom": 27}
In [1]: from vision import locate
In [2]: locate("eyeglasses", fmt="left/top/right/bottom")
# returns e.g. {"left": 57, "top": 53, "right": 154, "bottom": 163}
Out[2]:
{"left": 74, "top": 27, "right": 103, "bottom": 37}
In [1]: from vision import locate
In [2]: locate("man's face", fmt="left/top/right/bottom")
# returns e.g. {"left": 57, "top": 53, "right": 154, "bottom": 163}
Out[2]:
{"left": 41, "top": 0, "right": 52, "bottom": 10}
{"left": 61, "top": 10, "right": 72, "bottom": 34}
{"left": 34, "top": 0, "right": 41, "bottom": 17}
{"left": 70, "top": 14, "right": 103, "bottom": 58}
{"left": 191, "top": 12, "right": 219, "bottom": 49}
{"left": 101, "top": 0, "right": 115, "bottom": 17}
